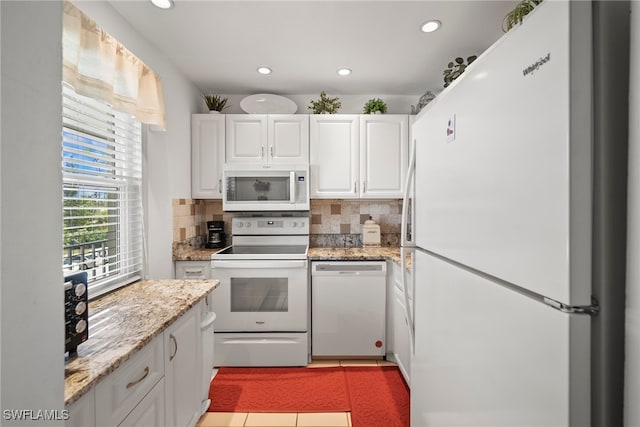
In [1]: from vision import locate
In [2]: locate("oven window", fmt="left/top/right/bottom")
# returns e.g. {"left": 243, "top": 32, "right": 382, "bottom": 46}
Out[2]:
{"left": 230, "top": 278, "right": 289, "bottom": 312}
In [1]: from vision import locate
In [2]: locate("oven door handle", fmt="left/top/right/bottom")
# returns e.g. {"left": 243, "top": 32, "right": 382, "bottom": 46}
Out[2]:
{"left": 212, "top": 260, "right": 308, "bottom": 269}
{"left": 290, "top": 171, "right": 296, "bottom": 204}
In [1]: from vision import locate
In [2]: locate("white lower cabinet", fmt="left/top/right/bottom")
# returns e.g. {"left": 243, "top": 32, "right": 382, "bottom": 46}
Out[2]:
{"left": 164, "top": 302, "right": 202, "bottom": 427}
{"left": 393, "top": 286, "right": 411, "bottom": 384}
{"left": 119, "top": 378, "right": 165, "bottom": 427}
{"left": 67, "top": 301, "right": 207, "bottom": 427}
{"left": 200, "top": 296, "right": 216, "bottom": 414}
{"left": 388, "top": 260, "right": 412, "bottom": 386}
{"left": 95, "top": 336, "right": 164, "bottom": 426}
{"left": 66, "top": 388, "right": 95, "bottom": 427}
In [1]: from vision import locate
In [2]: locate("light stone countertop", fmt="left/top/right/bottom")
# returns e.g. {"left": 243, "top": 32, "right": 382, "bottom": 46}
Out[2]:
{"left": 64, "top": 279, "right": 218, "bottom": 406}
{"left": 173, "top": 247, "right": 220, "bottom": 261}
{"left": 173, "top": 246, "right": 411, "bottom": 269}
{"left": 307, "top": 246, "right": 411, "bottom": 270}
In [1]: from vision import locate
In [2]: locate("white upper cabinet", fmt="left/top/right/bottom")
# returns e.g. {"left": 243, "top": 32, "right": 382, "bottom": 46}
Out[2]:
{"left": 268, "top": 115, "right": 309, "bottom": 164}
{"left": 192, "top": 114, "right": 225, "bottom": 199}
{"left": 225, "top": 115, "right": 268, "bottom": 164}
{"left": 310, "top": 114, "right": 408, "bottom": 199}
{"left": 226, "top": 114, "right": 309, "bottom": 165}
{"left": 310, "top": 115, "right": 360, "bottom": 199}
{"left": 359, "top": 115, "right": 408, "bottom": 198}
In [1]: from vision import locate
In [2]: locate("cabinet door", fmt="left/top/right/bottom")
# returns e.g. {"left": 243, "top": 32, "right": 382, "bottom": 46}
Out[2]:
{"left": 192, "top": 114, "right": 225, "bottom": 199}
{"left": 360, "top": 115, "right": 408, "bottom": 198}
{"left": 95, "top": 336, "right": 164, "bottom": 426}
{"left": 225, "top": 115, "right": 268, "bottom": 164}
{"left": 268, "top": 115, "right": 309, "bottom": 165}
{"left": 164, "top": 305, "right": 201, "bottom": 427}
{"left": 175, "top": 261, "right": 211, "bottom": 280}
{"left": 119, "top": 379, "right": 165, "bottom": 427}
{"left": 393, "top": 287, "right": 411, "bottom": 385}
{"left": 66, "top": 388, "right": 95, "bottom": 427}
{"left": 310, "top": 115, "right": 359, "bottom": 198}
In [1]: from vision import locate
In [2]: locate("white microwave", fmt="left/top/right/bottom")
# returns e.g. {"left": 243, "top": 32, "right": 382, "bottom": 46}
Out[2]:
{"left": 222, "top": 164, "right": 310, "bottom": 211}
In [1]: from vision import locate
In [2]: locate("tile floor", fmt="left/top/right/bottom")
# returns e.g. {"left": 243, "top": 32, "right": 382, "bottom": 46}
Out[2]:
{"left": 197, "top": 359, "right": 397, "bottom": 427}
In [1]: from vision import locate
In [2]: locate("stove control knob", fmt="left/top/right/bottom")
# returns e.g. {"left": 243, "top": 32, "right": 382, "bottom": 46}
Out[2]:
{"left": 75, "top": 283, "right": 86, "bottom": 297}
{"left": 237, "top": 222, "right": 243, "bottom": 228}
{"left": 245, "top": 222, "right": 251, "bottom": 228}
{"left": 292, "top": 222, "right": 297, "bottom": 228}
{"left": 75, "top": 319, "right": 87, "bottom": 334}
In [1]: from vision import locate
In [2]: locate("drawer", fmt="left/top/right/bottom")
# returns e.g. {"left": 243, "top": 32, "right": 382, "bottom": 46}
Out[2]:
{"left": 175, "top": 261, "right": 211, "bottom": 280}
{"left": 95, "top": 335, "right": 164, "bottom": 426}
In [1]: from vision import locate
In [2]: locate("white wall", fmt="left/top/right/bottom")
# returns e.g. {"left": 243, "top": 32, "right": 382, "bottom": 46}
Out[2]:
{"left": 1, "top": 1, "right": 65, "bottom": 424}
{"left": 212, "top": 94, "right": 422, "bottom": 115}
{"left": 625, "top": 2, "right": 640, "bottom": 426}
{"left": 74, "top": 1, "right": 202, "bottom": 280}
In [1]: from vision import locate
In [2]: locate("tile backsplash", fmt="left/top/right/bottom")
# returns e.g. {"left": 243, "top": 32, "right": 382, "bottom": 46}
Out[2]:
{"left": 171, "top": 199, "right": 232, "bottom": 251}
{"left": 309, "top": 199, "right": 402, "bottom": 247}
{"left": 172, "top": 198, "right": 403, "bottom": 249}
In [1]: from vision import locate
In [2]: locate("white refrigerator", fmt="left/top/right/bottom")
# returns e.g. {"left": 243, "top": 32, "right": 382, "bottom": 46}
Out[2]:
{"left": 403, "top": 1, "right": 629, "bottom": 426}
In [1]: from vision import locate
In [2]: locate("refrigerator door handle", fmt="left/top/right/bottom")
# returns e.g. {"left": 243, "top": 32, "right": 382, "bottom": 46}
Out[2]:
{"left": 543, "top": 296, "right": 600, "bottom": 315}
{"left": 400, "top": 139, "right": 417, "bottom": 354}
{"left": 401, "top": 138, "right": 416, "bottom": 247}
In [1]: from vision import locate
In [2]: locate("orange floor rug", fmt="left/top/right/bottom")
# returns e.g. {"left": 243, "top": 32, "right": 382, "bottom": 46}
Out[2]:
{"left": 208, "top": 366, "right": 351, "bottom": 413}
{"left": 208, "top": 366, "right": 410, "bottom": 426}
{"left": 344, "top": 367, "right": 410, "bottom": 427}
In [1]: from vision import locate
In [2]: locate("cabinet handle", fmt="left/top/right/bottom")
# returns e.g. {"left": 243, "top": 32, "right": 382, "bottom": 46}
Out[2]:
{"left": 219, "top": 179, "right": 222, "bottom": 194}
{"left": 354, "top": 181, "right": 357, "bottom": 194}
{"left": 270, "top": 146, "right": 274, "bottom": 157}
{"left": 362, "top": 181, "right": 367, "bottom": 193}
{"left": 261, "top": 145, "right": 265, "bottom": 159}
{"left": 169, "top": 334, "right": 178, "bottom": 361}
{"left": 126, "top": 366, "right": 149, "bottom": 389}
{"left": 205, "top": 296, "right": 209, "bottom": 306}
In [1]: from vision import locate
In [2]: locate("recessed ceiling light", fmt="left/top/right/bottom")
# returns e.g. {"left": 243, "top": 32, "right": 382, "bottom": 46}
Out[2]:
{"left": 257, "top": 67, "right": 272, "bottom": 75}
{"left": 150, "top": 0, "right": 174, "bottom": 9}
{"left": 337, "top": 68, "right": 352, "bottom": 76}
{"left": 421, "top": 20, "right": 441, "bottom": 33}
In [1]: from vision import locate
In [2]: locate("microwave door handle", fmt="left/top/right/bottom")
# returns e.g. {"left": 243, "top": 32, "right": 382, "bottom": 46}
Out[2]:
{"left": 290, "top": 171, "right": 295, "bottom": 204}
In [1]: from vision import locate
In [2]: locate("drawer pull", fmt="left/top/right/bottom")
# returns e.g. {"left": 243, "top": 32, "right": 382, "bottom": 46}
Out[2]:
{"left": 126, "top": 366, "right": 149, "bottom": 389}
{"left": 169, "top": 334, "right": 178, "bottom": 361}
{"left": 205, "top": 296, "right": 209, "bottom": 307}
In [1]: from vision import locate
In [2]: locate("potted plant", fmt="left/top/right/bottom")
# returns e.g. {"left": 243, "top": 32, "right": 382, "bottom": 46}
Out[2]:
{"left": 363, "top": 98, "right": 387, "bottom": 114}
{"left": 202, "top": 94, "right": 229, "bottom": 113}
{"left": 443, "top": 55, "right": 477, "bottom": 88}
{"left": 503, "top": 0, "right": 543, "bottom": 32}
{"left": 308, "top": 91, "right": 341, "bottom": 114}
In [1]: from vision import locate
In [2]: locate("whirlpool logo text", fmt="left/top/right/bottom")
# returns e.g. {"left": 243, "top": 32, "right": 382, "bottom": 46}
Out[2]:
{"left": 522, "top": 53, "right": 551, "bottom": 76}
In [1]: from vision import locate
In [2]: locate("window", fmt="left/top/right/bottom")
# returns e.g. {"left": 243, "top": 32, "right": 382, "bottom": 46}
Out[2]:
{"left": 62, "top": 83, "right": 144, "bottom": 298}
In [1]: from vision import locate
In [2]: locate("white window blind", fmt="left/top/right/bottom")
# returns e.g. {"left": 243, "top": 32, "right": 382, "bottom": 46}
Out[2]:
{"left": 62, "top": 83, "right": 144, "bottom": 298}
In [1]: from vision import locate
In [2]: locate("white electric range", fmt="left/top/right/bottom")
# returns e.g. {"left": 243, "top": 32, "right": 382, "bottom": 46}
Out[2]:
{"left": 211, "top": 212, "right": 309, "bottom": 366}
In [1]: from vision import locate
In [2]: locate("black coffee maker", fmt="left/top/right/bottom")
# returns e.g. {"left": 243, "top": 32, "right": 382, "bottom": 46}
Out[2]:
{"left": 206, "top": 221, "right": 226, "bottom": 249}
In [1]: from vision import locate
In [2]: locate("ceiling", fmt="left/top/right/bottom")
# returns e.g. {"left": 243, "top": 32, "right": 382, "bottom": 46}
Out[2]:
{"left": 108, "top": 1, "right": 519, "bottom": 96}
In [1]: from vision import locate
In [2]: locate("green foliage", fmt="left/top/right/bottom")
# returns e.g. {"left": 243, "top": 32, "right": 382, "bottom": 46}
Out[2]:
{"left": 308, "top": 91, "right": 341, "bottom": 114}
{"left": 443, "top": 55, "right": 478, "bottom": 88}
{"left": 363, "top": 98, "right": 388, "bottom": 114}
{"left": 63, "top": 189, "right": 111, "bottom": 246}
{"left": 202, "top": 94, "right": 229, "bottom": 112}
{"left": 503, "top": 0, "right": 543, "bottom": 32}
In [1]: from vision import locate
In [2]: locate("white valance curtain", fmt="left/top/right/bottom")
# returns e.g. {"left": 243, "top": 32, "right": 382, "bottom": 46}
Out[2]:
{"left": 62, "top": 1, "right": 167, "bottom": 129}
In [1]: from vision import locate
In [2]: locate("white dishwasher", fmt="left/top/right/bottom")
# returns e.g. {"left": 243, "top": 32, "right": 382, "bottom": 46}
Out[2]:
{"left": 311, "top": 261, "right": 386, "bottom": 357}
